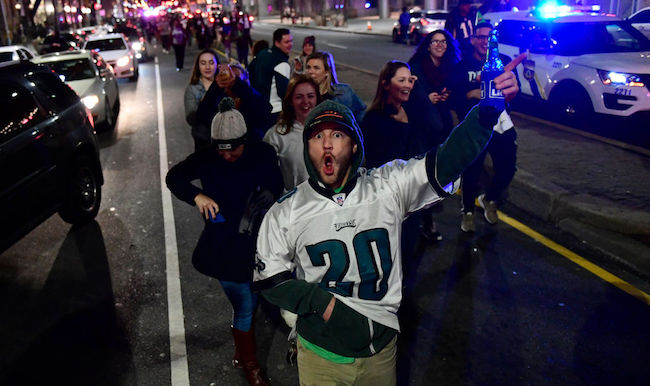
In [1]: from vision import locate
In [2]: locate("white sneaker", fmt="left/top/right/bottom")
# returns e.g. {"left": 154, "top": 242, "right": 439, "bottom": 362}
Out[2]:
{"left": 478, "top": 194, "right": 498, "bottom": 224}
{"left": 460, "top": 212, "right": 475, "bottom": 232}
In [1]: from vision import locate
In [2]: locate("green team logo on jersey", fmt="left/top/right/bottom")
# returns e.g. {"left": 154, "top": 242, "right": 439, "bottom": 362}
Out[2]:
{"left": 306, "top": 228, "right": 392, "bottom": 300}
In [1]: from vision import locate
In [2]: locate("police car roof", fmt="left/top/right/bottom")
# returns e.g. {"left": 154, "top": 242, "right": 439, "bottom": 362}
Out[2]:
{"left": 86, "top": 32, "right": 125, "bottom": 40}
{"left": 484, "top": 9, "right": 622, "bottom": 24}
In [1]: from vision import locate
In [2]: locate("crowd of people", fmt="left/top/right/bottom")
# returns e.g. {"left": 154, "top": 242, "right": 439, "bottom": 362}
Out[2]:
{"left": 167, "top": 14, "right": 523, "bottom": 385}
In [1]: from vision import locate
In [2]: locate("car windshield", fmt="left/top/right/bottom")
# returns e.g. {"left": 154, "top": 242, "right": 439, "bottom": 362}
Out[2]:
{"left": 45, "top": 58, "right": 96, "bottom": 81}
{"left": 549, "top": 21, "right": 650, "bottom": 55}
{"left": 85, "top": 38, "right": 126, "bottom": 51}
{"left": 629, "top": 10, "right": 650, "bottom": 23}
{"left": 0, "top": 52, "right": 14, "bottom": 62}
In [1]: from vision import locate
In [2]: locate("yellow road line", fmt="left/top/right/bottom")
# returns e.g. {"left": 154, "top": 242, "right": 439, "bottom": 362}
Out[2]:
{"left": 496, "top": 209, "right": 650, "bottom": 306}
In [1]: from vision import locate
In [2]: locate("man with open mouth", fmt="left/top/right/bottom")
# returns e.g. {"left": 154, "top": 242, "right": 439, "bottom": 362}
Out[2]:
{"left": 253, "top": 58, "right": 521, "bottom": 385}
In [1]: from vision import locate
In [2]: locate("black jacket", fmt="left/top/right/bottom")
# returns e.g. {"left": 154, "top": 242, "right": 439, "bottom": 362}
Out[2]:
{"left": 361, "top": 97, "right": 443, "bottom": 169}
{"left": 195, "top": 79, "right": 272, "bottom": 140}
{"left": 166, "top": 140, "right": 283, "bottom": 281}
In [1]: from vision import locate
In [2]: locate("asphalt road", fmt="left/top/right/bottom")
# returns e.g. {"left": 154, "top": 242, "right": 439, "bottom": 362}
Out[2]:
{"left": 1, "top": 37, "right": 649, "bottom": 386}
{"left": 251, "top": 23, "right": 415, "bottom": 74}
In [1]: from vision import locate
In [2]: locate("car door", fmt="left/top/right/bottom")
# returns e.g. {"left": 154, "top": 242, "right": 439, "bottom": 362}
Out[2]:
{"left": 94, "top": 52, "right": 119, "bottom": 107}
{"left": 0, "top": 79, "right": 57, "bottom": 247}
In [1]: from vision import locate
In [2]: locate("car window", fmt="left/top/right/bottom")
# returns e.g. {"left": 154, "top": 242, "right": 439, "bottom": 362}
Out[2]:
{"left": 425, "top": 12, "right": 447, "bottom": 20}
{"left": 26, "top": 71, "right": 79, "bottom": 111}
{"left": 44, "top": 58, "right": 96, "bottom": 81}
{"left": 630, "top": 10, "right": 650, "bottom": 23}
{"left": 0, "top": 52, "right": 14, "bottom": 62}
{"left": 498, "top": 20, "right": 649, "bottom": 54}
{"left": 496, "top": 20, "right": 528, "bottom": 47}
{"left": 550, "top": 22, "right": 649, "bottom": 55}
{"left": 19, "top": 49, "right": 34, "bottom": 60}
{"left": 0, "top": 82, "right": 47, "bottom": 143}
{"left": 85, "top": 38, "right": 127, "bottom": 51}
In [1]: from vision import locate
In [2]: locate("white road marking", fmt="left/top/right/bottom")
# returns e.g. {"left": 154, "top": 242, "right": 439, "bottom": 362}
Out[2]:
{"left": 326, "top": 42, "right": 348, "bottom": 49}
{"left": 156, "top": 57, "right": 190, "bottom": 386}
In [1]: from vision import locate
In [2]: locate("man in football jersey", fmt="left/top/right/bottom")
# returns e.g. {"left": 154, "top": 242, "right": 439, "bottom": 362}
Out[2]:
{"left": 253, "top": 63, "right": 521, "bottom": 384}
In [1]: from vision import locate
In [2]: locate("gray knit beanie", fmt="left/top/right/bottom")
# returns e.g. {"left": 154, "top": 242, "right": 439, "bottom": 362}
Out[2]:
{"left": 211, "top": 98, "right": 247, "bottom": 149}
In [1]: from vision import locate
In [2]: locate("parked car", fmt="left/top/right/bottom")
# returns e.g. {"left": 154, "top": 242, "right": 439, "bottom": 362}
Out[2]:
{"left": 33, "top": 50, "right": 120, "bottom": 131}
{"left": 0, "top": 60, "right": 104, "bottom": 253}
{"left": 38, "top": 31, "right": 83, "bottom": 54}
{"left": 119, "top": 26, "right": 149, "bottom": 61}
{"left": 628, "top": 7, "right": 650, "bottom": 39}
{"left": 0, "top": 45, "right": 37, "bottom": 62}
{"left": 76, "top": 25, "right": 114, "bottom": 39}
{"left": 484, "top": 6, "right": 650, "bottom": 126}
{"left": 83, "top": 33, "right": 139, "bottom": 81}
{"left": 392, "top": 9, "right": 448, "bottom": 45}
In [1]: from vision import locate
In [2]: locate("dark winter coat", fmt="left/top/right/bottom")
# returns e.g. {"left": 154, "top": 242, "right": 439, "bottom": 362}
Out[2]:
{"left": 195, "top": 78, "right": 272, "bottom": 140}
{"left": 165, "top": 140, "right": 283, "bottom": 281}
{"left": 361, "top": 93, "right": 443, "bottom": 169}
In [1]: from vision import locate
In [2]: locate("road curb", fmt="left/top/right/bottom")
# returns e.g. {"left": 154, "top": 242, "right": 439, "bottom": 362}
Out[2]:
{"left": 508, "top": 168, "right": 650, "bottom": 237}
{"left": 558, "top": 218, "right": 650, "bottom": 280}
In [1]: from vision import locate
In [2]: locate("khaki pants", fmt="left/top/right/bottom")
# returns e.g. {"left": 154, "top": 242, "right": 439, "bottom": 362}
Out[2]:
{"left": 297, "top": 336, "right": 397, "bottom": 386}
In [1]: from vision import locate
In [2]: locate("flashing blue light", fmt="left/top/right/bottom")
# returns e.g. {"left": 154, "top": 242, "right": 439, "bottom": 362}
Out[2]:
{"left": 537, "top": 1, "right": 572, "bottom": 19}
{"left": 364, "top": 2, "right": 371, "bottom": 8}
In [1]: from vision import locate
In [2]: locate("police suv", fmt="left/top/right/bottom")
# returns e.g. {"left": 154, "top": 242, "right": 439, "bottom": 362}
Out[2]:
{"left": 484, "top": 5, "right": 650, "bottom": 126}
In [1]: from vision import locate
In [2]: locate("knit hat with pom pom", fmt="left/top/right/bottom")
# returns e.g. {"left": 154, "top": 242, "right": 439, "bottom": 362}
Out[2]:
{"left": 211, "top": 97, "right": 247, "bottom": 149}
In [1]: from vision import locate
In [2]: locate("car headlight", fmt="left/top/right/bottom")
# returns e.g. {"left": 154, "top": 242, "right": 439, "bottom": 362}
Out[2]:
{"left": 597, "top": 70, "right": 645, "bottom": 87}
{"left": 81, "top": 95, "right": 100, "bottom": 110}
{"left": 132, "top": 42, "right": 142, "bottom": 51}
{"left": 116, "top": 55, "right": 130, "bottom": 67}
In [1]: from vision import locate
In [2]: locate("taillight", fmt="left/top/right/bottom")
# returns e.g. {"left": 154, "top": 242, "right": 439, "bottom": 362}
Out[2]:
{"left": 420, "top": 19, "right": 429, "bottom": 26}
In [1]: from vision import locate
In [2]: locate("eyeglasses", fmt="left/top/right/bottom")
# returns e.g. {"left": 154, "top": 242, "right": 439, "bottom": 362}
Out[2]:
{"left": 430, "top": 39, "right": 447, "bottom": 45}
{"left": 473, "top": 35, "right": 490, "bottom": 41}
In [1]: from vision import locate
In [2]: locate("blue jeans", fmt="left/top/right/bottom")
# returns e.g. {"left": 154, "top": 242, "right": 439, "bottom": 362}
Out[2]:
{"left": 219, "top": 280, "right": 257, "bottom": 331}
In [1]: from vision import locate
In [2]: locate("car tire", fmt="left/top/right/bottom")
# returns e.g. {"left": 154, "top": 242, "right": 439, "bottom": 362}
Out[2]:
{"left": 550, "top": 83, "right": 594, "bottom": 128}
{"left": 130, "top": 67, "right": 139, "bottom": 82}
{"left": 59, "top": 156, "right": 102, "bottom": 225}
{"left": 410, "top": 32, "right": 420, "bottom": 46}
{"left": 113, "top": 93, "right": 120, "bottom": 116}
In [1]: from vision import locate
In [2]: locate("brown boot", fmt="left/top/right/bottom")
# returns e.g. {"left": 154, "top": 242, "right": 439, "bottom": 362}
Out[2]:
{"left": 231, "top": 326, "right": 270, "bottom": 386}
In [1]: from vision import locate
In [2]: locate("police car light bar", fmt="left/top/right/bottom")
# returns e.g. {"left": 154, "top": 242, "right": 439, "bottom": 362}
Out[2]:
{"left": 535, "top": 1, "right": 602, "bottom": 19}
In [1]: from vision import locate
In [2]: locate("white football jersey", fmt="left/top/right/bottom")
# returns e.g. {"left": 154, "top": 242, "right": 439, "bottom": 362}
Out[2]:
{"left": 254, "top": 156, "right": 459, "bottom": 331}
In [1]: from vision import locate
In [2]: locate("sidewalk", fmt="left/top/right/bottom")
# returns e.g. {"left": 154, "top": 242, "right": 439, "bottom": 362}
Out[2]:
{"left": 259, "top": 14, "right": 396, "bottom": 36}
{"left": 257, "top": 18, "right": 650, "bottom": 280}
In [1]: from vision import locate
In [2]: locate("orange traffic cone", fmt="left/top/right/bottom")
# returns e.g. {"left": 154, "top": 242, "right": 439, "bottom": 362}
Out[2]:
{"left": 367, "top": 21, "right": 372, "bottom": 31}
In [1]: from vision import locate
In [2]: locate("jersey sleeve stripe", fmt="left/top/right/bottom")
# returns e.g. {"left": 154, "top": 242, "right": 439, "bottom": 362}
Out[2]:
{"left": 252, "top": 270, "right": 293, "bottom": 292}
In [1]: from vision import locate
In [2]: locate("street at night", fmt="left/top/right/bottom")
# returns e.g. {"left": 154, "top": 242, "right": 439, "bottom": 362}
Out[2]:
{"left": 1, "top": 4, "right": 650, "bottom": 386}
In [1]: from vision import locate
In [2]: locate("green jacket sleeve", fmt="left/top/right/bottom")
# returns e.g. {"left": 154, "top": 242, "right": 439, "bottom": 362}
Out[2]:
{"left": 259, "top": 278, "right": 333, "bottom": 317}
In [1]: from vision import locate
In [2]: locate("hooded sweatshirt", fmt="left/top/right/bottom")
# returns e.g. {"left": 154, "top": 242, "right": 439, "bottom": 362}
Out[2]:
{"left": 253, "top": 100, "right": 500, "bottom": 358}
